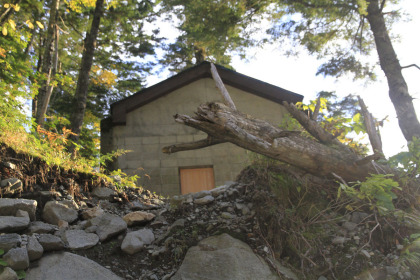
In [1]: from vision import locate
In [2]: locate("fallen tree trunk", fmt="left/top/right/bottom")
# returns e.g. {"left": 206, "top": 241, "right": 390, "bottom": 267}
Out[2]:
{"left": 163, "top": 102, "right": 391, "bottom": 182}
{"left": 162, "top": 63, "right": 393, "bottom": 183}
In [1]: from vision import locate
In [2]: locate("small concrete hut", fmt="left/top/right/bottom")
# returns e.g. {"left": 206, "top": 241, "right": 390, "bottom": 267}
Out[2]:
{"left": 101, "top": 61, "right": 303, "bottom": 196}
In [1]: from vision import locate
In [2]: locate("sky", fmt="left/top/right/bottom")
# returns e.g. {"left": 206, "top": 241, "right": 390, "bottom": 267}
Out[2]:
{"left": 145, "top": 0, "right": 420, "bottom": 158}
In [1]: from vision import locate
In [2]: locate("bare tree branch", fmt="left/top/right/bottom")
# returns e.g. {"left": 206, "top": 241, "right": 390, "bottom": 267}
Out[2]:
{"left": 379, "top": 0, "right": 386, "bottom": 12}
{"left": 355, "top": 153, "right": 382, "bottom": 166}
{"left": 401, "top": 64, "right": 420, "bottom": 71}
{"left": 210, "top": 63, "right": 237, "bottom": 110}
{"left": 162, "top": 136, "right": 226, "bottom": 154}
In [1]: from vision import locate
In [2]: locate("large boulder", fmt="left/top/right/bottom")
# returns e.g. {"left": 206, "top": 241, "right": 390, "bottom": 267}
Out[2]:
{"left": 25, "top": 252, "right": 122, "bottom": 280}
{"left": 62, "top": 229, "right": 99, "bottom": 250}
{"left": 42, "top": 201, "right": 78, "bottom": 225}
{"left": 121, "top": 229, "right": 155, "bottom": 255}
{"left": 81, "top": 206, "right": 104, "bottom": 220}
{"left": 3, "top": 247, "right": 30, "bottom": 270}
{"left": 27, "top": 235, "right": 44, "bottom": 261}
{"left": 91, "top": 187, "right": 117, "bottom": 199}
{"left": 0, "top": 198, "right": 37, "bottom": 221}
{"left": 85, "top": 213, "right": 127, "bottom": 242}
{"left": 0, "top": 233, "right": 21, "bottom": 253}
{"left": 38, "top": 234, "right": 65, "bottom": 252}
{"left": 0, "top": 216, "right": 30, "bottom": 233}
{"left": 27, "top": 221, "right": 57, "bottom": 234}
{"left": 171, "top": 233, "right": 279, "bottom": 280}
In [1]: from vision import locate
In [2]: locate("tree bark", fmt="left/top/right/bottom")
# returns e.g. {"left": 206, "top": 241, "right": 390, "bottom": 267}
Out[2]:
{"left": 366, "top": 0, "right": 420, "bottom": 142}
{"left": 69, "top": 0, "right": 105, "bottom": 145}
{"left": 35, "top": 0, "right": 60, "bottom": 126}
{"left": 163, "top": 102, "right": 392, "bottom": 182}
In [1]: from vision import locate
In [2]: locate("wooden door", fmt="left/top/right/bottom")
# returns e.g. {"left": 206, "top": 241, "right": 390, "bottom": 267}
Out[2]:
{"left": 180, "top": 167, "right": 215, "bottom": 194}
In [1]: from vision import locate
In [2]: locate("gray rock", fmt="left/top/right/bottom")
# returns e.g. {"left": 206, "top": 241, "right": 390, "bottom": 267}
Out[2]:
{"left": 59, "top": 199, "right": 79, "bottom": 210}
{"left": 351, "top": 212, "right": 369, "bottom": 224}
{"left": 62, "top": 229, "right": 99, "bottom": 250}
{"left": 318, "top": 277, "right": 328, "bottom": 280}
{"left": 121, "top": 229, "right": 155, "bottom": 255}
{"left": 170, "top": 219, "right": 185, "bottom": 231}
{"left": 3, "top": 247, "right": 29, "bottom": 270}
{"left": 361, "top": 249, "right": 371, "bottom": 258}
{"left": 38, "top": 234, "right": 65, "bottom": 251}
{"left": 0, "top": 267, "right": 18, "bottom": 280}
{"left": 194, "top": 195, "right": 214, "bottom": 205}
{"left": 332, "top": 236, "right": 346, "bottom": 245}
{"left": 0, "top": 198, "right": 37, "bottom": 221}
{"left": 386, "top": 266, "right": 399, "bottom": 275}
{"left": 42, "top": 201, "right": 78, "bottom": 226}
{"left": 81, "top": 207, "right": 104, "bottom": 220}
{"left": 0, "top": 216, "right": 30, "bottom": 232}
{"left": 0, "top": 233, "right": 21, "bottom": 253}
{"left": 0, "top": 178, "right": 23, "bottom": 197}
{"left": 123, "top": 211, "right": 155, "bottom": 226}
{"left": 210, "top": 185, "right": 228, "bottom": 197}
{"left": 2, "top": 162, "right": 16, "bottom": 170}
{"left": 193, "top": 191, "right": 211, "bottom": 199}
{"left": 91, "top": 187, "right": 117, "bottom": 199}
{"left": 27, "top": 221, "right": 57, "bottom": 234}
{"left": 27, "top": 235, "right": 43, "bottom": 261}
{"left": 221, "top": 212, "right": 235, "bottom": 219}
{"left": 25, "top": 252, "right": 122, "bottom": 280}
{"left": 85, "top": 213, "right": 127, "bottom": 242}
{"left": 130, "top": 201, "right": 159, "bottom": 211}
{"left": 342, "top": 221, "right": 358, "bottom": 232}
{"left": 271, "top": 258, "right": 299, "bottom": 280}
{"left": 171, "top": 233, "right": 279, "bottom": 280}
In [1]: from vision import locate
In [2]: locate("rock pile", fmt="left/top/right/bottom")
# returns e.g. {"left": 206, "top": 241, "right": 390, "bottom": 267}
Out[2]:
{"left": 0, "top": 157, "right": 417, "bottom": 280}
{"left": 0, "top": 174, "right": 290, "bottom": 280}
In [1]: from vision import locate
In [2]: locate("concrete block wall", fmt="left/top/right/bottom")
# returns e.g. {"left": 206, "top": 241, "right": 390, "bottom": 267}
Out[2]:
{"left": 109, "top": 78, "right": 287, "bottom": 196}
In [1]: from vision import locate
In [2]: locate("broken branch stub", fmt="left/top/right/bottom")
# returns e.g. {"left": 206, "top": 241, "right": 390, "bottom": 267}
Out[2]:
{"left": 358, "top": 96, "right": 384, "bottom": 157}
{"left": 210, "top": 63, "right": 237, "bottom": 110}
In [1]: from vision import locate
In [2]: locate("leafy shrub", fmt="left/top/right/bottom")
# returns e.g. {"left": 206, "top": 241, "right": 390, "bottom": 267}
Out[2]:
{"left": 338, "top": 174, "right": 401, "bottom": 214}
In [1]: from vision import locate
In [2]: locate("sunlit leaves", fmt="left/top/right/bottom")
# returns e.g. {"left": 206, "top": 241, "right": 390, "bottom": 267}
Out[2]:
{"left": 4, "top": 3, "right": 20, "bottom": 11}
{"left": 8, "top": 19, "right": 16, "bottom": 30}
{"left": 25, "top": 20, "right": 34, "bottom": 29}
{"left": 36, "top": 21, "right": 44, "bottom": 29}
{"left": 65, "top": 0, "right": 97, "bottom": 13}
{"left": 91, "top": 65, "right": 117, "bottom": 89}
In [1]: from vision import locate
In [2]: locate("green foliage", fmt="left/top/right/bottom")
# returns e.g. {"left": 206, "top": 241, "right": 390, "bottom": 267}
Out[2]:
{"left": 160, "top": 0, "right": 272, "bottom": 71}
{"left": 338, "top": 174, "right": 401, "bottom": 214}
{"left": 389, "top": 137, "right": 420, "bottom": 181}
{"left": 266, "top": 0, "right": 400, "bottom": 80}
{"left": 294, "top": 92, "right": 369, "bottom": 154}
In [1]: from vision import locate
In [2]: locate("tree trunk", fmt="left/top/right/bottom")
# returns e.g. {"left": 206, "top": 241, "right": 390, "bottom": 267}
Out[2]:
{"left": 35, "top": 0, "right": 60, "bottom": 126}
{"left": 69, "top": 0, "right": 105, "bottom": 146}
{"left": 366, "top": 0, "right": 420, "bottom": 142}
